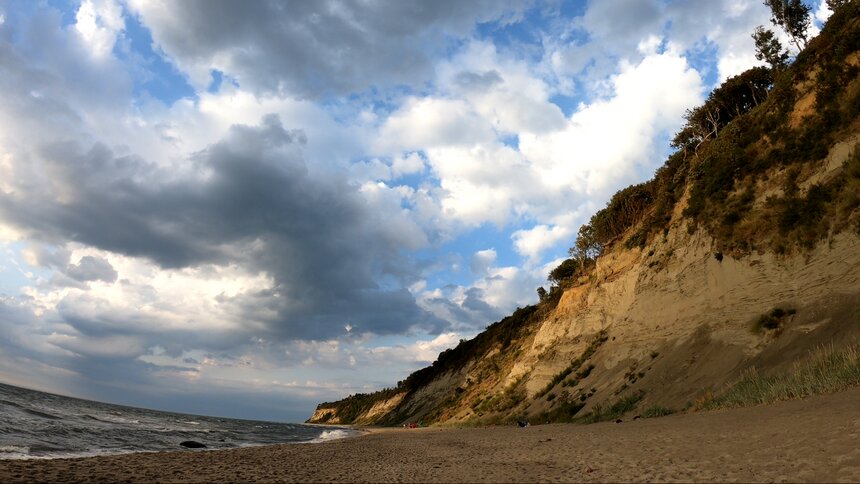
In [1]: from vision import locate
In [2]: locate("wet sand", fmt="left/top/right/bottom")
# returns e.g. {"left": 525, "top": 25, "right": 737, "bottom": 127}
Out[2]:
{"left": 3, "top": 385, "right": 860, "bottom": 483}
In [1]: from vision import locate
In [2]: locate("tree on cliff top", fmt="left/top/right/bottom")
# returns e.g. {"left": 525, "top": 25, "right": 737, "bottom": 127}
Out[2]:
{"left": 752, "top": 26, "right": 790, "bottom": 71}
{"left": 763, "top": 0, "right": 811, "bottom": 50}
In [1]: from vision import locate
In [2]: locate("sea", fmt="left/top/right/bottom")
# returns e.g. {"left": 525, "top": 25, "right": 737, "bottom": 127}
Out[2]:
{"left": 0, "top": 382, "right": 357, "bottom": 460}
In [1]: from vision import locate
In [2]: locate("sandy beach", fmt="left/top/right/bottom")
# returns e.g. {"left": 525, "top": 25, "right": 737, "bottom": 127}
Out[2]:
{"left": 3, "top": 385, "right": 860, "bottom": 483}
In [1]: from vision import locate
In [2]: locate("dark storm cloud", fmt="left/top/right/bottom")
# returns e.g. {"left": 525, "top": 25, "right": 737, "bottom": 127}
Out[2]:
{"left": 0, "top": 115, "right": 441, "bottom": 340}
{"left": 64, "top": 256, "right": 118, "bottom": 283}
{"left": 43, "top": 255, "right": 117, "bottom": 290}
{"left": 461, "top": 287, "right": 496, "bottom": 313}
{"left": 421, "top": 287, "right": 504, "bottom": 329}
{"left": 52, "top": 297, "right": 228, "bottom": 354}
{"left": 131, "top": 0, "right": 525, "bottom": 97}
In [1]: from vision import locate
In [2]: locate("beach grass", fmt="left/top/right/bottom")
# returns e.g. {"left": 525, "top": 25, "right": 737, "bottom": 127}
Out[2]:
{"left": 579, "top": 393, "right": 643, "bottom": 423}
{"left": 706, "top": 344, "right": 860, "bottom": 410}
{"left": 642, "top": 405, "right": 674, "bottom": 418}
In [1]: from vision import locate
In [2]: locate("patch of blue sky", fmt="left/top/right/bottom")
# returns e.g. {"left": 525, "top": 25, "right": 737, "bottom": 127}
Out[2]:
{"left": 1, "top": 1, "right": 60, "bottom": 46}
{"left": 682, "top": 38, "right": 721, "bottom": 90}
{"left": 540, "top": 236, "right": 575, "bottom": 261}
{"left": 500, "top": 134, "right": 520, "bottom": 150}
{"left": 475, "top": 4, "right": 552, "bottom": 63}
{"left": 120, "top": 10, "right": 196, "bottom": 106}
{"left": 320, "top": 84, "right": 418, "bottom": 126}
{"left": 207, "top": 69, "right": 224, "bottom": 94}
{"left": 653, "top": 127, "right": 680, "bottom": 155}
{"left": 416, "top": 223, "right": 525, "bottom": 290}
{"left": 441, "top": 27, "right": 472, "bottom": 61}
{"left": 537, "top": 1, "right": 591, "bottom": 49}
{"left": 557, "top": 0, "right": 589, "bottom": 19}
{"left": 45, "top": 0, "right": 77, "bottom": 27}
{"left": 0, "top": 243, "right": 47, "bottom": 297}
{"left": 550, "top": 92, "right": 584, "bottom": 117}
{"left": 412, "top": 250, "right": 465, "bottom": 290}
{"left": 344, "top": 153, "right": 425, "bottom": 192}
{"left": 389, "top": 171, "right": 429, "bottom": 193}
{"left": 614, "top": 136, "right": 677, "bottom": 187}
{"left": 652, "top": 30, "right": 672, "bottom": 54}
{"left": 360, "top": 87, "right": 411, "bottom": 116}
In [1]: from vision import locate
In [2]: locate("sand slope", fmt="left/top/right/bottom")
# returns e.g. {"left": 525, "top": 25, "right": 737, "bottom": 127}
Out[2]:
{"left": 4, "top": 385, "right": 860, "bottom": 483}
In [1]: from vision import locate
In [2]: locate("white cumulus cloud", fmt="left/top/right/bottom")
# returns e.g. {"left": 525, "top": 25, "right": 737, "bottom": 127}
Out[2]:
{"left": 512, "top": 224, "right": 573, "bottom": 262}
{"left": 75, "top": 0, "right": 124, "bottom": 59}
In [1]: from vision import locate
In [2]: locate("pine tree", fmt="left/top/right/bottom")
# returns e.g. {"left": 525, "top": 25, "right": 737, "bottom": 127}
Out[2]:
{"left": 826, "top": 0, "right": 848, "bottom": 12}
{"left": 763, "top": 0, "right": 812, "bottom": 50}
{"left": 752, "top": 26, "right": 790, "bottom": 71}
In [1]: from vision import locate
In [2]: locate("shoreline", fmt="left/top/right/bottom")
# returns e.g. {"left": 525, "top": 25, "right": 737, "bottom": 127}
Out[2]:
{"left": 0, "top": 425, "right": 366, "bottom": 462}
{"left": 3, "top": 386, "right": 860, "bottom": 482}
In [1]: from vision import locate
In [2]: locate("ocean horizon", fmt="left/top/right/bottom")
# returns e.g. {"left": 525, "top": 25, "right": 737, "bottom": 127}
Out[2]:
{"left": 0, "top": 382, "right": 357, "bottom": 460}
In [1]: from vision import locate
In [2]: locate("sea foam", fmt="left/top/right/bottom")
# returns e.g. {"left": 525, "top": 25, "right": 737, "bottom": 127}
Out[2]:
{"left": 310, "top": 429, "right": 354, "bottom": 443}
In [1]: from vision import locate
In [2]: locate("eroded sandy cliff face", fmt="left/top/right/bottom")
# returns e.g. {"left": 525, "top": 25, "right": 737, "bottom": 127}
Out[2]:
{"left": 310, "top": 174, "right": 860, "bottom": 426}
{"left": 309, "top": 391, "right": 406, "bottom": 425}
{"left": 511, "top": 219, "right": 860, "bottom": 419}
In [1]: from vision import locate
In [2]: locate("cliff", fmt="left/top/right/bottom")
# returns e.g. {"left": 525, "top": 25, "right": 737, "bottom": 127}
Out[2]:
{"left": 309, "top": 5, "right": 860, "bottom": 426}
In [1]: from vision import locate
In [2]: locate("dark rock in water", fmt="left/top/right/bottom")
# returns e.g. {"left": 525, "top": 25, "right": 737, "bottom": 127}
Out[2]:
{"left": 179, "top": 440, "right": 206, "bottom": 449}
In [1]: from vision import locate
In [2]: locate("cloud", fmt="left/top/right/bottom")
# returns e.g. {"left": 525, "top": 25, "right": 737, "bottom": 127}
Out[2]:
{"left": 391, "top": 152, "right": 426, "bottom": 178}
{"left": 546, "top": 0, "right": 665, "bottom": 84}
{"left": 48, "top": 332, "right": 144, "bottom": 359}
{"left": 512, "top": 224, "right": 573, "bottom": 262}
{"left": 361, "top": 332, "right": 464, "bottom": 368}
{"left": 581, "top": 0, "right": 664, "bottom": 54}
{"left": 74, "top": 0, "right": 124, "bottom": 59}
{"left": 814, "top": 0, "right": 834, "bottom": 24}
{"left": 127, "top": 0, "right": 525, "bottom": 97}
{"left": 521, "top": 49, "right": 703, "bottom": 196}
{"left": 415, "top": 259, "right": 545, "bottom": 333}
{"left": 662, "top": 0, "right": 772, "bottom": 82}
{"left": 0, "top": 302, "right": 328, "bottom": 421}
{"left": 547, "top": 0, "right": 773, "bottom": 86}
{"left": 472, "top": 265, "right": 538, "bottom": 311}
{"left": 470, "top": 249, "right": 497, "bottom": 276}
{"left": 377, "top": 47, "right": 702, "bottom": 238}
{"left": 377, "top": 97, "right": 498, "bottom": 151}
{"left": 441, "top": 41, "right": 567, "bottom": 136}
{"left": 454, "top": 69, "right": 504, "bottom": 90}
{"left": 0, "top": 115, "right": 439, "bottom": 341}
{"left": 21, "top": 245, "right": 70, "bottom": 269}
{"left": 64, "top": 256, "right": 117, "bottom": 283}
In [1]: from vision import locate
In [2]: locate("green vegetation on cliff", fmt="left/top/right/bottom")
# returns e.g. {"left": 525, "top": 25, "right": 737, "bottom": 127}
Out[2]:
{"left": 543, "top": 1, "right": 860, "bottom": 290}
{"left": 313, "top": 304, "right": 544, "bottom": 425}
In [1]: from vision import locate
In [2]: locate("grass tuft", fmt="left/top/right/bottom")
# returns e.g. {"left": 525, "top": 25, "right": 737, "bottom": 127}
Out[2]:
{"left": 706, "top": 345, "right": 860, "bottom": 410}
{"left": 579, "top": 393, "right": 643, "bottom": 423}
{"left": 642, "top": 405, "right": 674, "bottom": 418}
{"left": 534, "top": 331, "right": 607, "bottom": 399}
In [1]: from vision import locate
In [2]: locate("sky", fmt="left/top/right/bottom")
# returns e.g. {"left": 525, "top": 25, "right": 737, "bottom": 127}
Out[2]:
{"left": 0, "top": 0, "right": 832, "bottom": 422}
